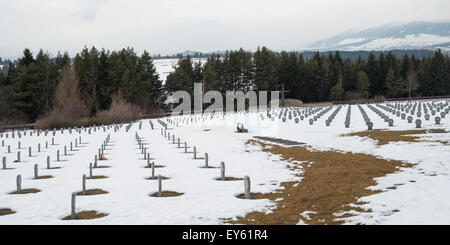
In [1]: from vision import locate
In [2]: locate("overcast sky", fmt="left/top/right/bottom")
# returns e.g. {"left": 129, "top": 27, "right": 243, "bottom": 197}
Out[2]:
{"left": 0, "top": 0, "right": 449, "bottom": 58}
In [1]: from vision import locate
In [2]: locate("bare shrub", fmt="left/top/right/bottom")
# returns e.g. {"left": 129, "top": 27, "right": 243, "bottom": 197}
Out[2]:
{"left": 93, "top": 97, "right": 142, "bottom": 125}
{"left": 340, "top": 91, "right": 387, "bottom": 104}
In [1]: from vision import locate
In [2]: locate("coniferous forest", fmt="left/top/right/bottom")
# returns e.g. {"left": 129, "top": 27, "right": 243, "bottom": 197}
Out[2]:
{"left": 0, "top": 46, "right": 449, "bottom": 126}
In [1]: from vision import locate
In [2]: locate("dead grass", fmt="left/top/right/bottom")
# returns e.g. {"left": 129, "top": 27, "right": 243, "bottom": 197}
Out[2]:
{"left": 144, "top": 165, "right": 165, "bottom": 169}
{"left": 93, "top": 97, "right": 142, "bottom": 125}
{"left": 76, "top": 189, "right": 109, "bottom": 196}
{"left": 87, "top": 175, "right": 108, "bottom": 179}
{"left": 227, "top": 140, "right": 412, "bottom": 225}
{"left": 35, "top": 175, "right": 53, "bottom": 180}
{"left": 215, "top": 177, "right": 244, "bottom": 181}
{"left": 236, "top": 193, "right": 271, "bottom": 199}
{"left": 150, "top": 191, "right": 184, "bottom": 197}
{"left": 341, "top": 130, "right": 428, "bottom": 146}
{"left": 63, "top": 211, "right": 108, "bottom": 220}
{"left": 0, "top": 209, "right": 15, "bottom": 216}
{"left": 10, "top": 189, "right": 41, "bottom": 194}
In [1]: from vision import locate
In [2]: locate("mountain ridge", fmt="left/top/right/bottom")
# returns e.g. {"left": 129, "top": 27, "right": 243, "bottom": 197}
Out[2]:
{"left": 308, "top": 21, "right": 450, "bottom": 52}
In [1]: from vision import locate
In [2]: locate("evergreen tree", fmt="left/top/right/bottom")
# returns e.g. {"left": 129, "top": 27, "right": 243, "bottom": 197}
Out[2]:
{"left": 165, "top": 56, "right": 195, "bottom": 95}
{"left": 9, "top": 49, "right": 59, "bottom": 121}
{"left": 329, "top": 81, "right": 344, "bottom": 101}
{"left": 0, "top": 70, "right": 5, "bottom": 86}
{"left": 366, "top": 53, "right": 382, "bottom": 96}
{"left": 385, "top": 68, "right": 405, "bottom": 98}
{"left": 138, "top": 50, "right": 164, "bottom": 111}
{"left": 419, "top": 49, "right": 448, "bottom": 96}
{"left": 254, "top": 47, "right": 278, "bottom": 92}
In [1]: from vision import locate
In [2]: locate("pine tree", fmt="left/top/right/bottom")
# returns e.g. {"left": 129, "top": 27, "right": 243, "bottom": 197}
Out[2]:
{"left": 366, "top": 53, "right": 381, "bottom": 96}
{"left": 356, "top": 71, "right": 370, "bottom": 98}
{"left": 10, "top": 49, "right": 59, "bottom": 121}
{"left": 137, "top": 50, "right": 164, "bottom": 111}
{"left": 419, "top": 49, "right": 448, "bottom": 96}
{"left": 0, "top": 71, "right": 5, "bottom": 86}
{"left": 385, "top": 69, "right": 405, "bottom": 98}
{"left": 254, "top": 47, "right": 278, "bottom": 92}
{"left": 329, "top": 78, "right": 344, "bottom": 101}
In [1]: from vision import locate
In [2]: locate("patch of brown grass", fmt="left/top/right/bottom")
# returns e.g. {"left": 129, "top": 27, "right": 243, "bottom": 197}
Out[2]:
{"left": 227, "top": 140, "right": 411, "bottom": 225}
{"left": 76, "top": 189, "right": 109, "bottom": 196}
{"left": 342, "top": 129, "right": 428, "bottom": 146}
{"left": 0, "top": 209, "right": 15, "bottom": 216}
{"left": 150, "top": 191, "right": 184, "bottom": 197}
{"left": 35, "top": 175, "right": 53, "bottom": 180}
{"left": 10, "top": 189, "right": 41, "bottom": 195}
{"left": 146, "top": 176, "right": 170, "bottom": 180}
{"left": 144, "top": 165, "right": 165, "bottom": 169}
{"left": 87, "top": 175, "right": 108, "bottom": 179}
{"left": 63, "top": 211, "right": 108, "bottom": 220}
{"left": 214, "top": 177, "right": 244, "bottom": 181}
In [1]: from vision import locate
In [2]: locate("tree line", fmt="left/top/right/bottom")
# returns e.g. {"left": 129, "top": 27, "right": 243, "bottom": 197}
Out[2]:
{"left": 165, "top": 47, "right": 450, "bottom": 105}
{"left": 1, "top": 47, "right": 164, "bottom": 124}
{"left": 0, "top": 46, "right": 449, "bottom": 125}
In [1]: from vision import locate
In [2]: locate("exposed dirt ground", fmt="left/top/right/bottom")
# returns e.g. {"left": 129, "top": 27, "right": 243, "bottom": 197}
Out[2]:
{"left": 10, "top": 189, "right": 41, "bottom": 195}
{"left": 227, "top": 140, "right": 412, "bottom": 225}
{"left": 36, "top": 175, "right": 53, "bottom": 179}
{"left": 146, "top": 176, "right": 170, "bottom": 180}
{"left": 150, "top": 191, "right": 184, "bottom": 197}
{"left": 0, "top": 209, "right": 15, "bottom": 216}
{"left": 76, "top": 189, "right": 109, "bottom": 196}
{"left": 215, "top": 177, "right": 244, "bottom": 181}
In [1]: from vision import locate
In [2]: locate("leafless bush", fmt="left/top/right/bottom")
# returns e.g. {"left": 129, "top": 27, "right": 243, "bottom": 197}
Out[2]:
{"left": 92, "top": 97, "right": 142, "bottom": 125}
{"left": 339, "top": 93, "right": 386, "bottom": 105}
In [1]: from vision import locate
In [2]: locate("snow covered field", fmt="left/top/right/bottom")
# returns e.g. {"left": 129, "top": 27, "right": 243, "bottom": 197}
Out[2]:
{"left": 0, "top": 99, "right": 449, "bottom": 224}
{"left": 154, "top": 58, "right": 208, "bottom": 83}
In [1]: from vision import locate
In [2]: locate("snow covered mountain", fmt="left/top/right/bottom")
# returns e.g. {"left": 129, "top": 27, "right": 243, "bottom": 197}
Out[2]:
{"left": 309, "top": 21, "right": 450, "bottom": 52}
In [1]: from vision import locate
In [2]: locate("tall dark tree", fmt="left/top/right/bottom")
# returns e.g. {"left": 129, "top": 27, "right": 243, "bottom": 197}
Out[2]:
{"left": 254, "top": 47, "right": 278, "bottom": 92}
{"left": 9, "top": 49, "right": 59, "bottom": 121}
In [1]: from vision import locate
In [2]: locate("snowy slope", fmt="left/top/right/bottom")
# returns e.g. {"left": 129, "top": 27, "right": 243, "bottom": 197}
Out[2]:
{"left": 154, "top": 58, "right": 207, "bottom": 83}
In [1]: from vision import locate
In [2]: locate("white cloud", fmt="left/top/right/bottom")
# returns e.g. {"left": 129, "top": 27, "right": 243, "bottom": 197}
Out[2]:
{"left": 0, "top": 0, "right": 449, "bottom": 58}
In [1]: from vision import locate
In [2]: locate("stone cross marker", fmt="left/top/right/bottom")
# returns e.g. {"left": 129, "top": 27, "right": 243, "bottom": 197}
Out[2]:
{"left": 71, "top": 192, "right": 76, "bottom": 219}
{"left": 220, "top": 162, "right": 225, "bottom": 181}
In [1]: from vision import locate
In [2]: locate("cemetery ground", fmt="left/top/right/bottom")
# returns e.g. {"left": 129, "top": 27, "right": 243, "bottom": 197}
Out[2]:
{"left": 0, "top": 99, "right": 449, "bottom": 224}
